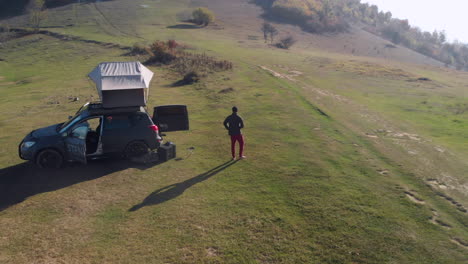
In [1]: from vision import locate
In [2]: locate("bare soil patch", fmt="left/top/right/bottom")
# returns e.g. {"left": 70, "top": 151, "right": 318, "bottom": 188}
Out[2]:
{"left": 365, "top": 133, "right": 378, "bottom": 138}
{"left": 427, "top": 179, "right": 449, "bottom": 190}
{"left": 428, "top": 210, "right": 452, "bottom": 229}
{"left": 404, "top": 191, "right": 426, "bottom": 205}
{"left": 377, "top": 169, "right": 389, "bottom": 175}
{"left": 259, "top": 65, "right": 303, "bottom": 82}
{"left": 391, "top": 132, "right": 421, "bottom": 141}
{"left": 451, "top": 238, "right": 468, "bottom": 249}
{"left": 375, "top": 129, "right": 422, "bottom": 141}
{"left": 0, "top": 76, "right": 15, "bottom": 86}
{"left": 206, "top": 247, "right": 220, "bottom": 257}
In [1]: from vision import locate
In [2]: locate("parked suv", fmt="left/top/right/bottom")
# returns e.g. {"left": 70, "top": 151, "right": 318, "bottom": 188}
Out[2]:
{"left": 19, "top": 102, "right": 189, "bottom": 168}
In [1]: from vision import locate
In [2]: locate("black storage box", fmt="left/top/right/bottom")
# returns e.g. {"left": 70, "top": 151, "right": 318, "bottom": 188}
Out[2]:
{"left": 159, "top": 142, "right": 176, "bottom": 161}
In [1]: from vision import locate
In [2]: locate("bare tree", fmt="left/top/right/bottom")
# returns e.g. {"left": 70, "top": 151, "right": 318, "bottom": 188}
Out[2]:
{"left": 261, "top": 22, "right": 278, "bottom": 43}
{"left": 269, "top": 26, "right": 278, "bottom": 43}
{"left": 439, "top": 30, "right": 447, "bottom": 44}
{"left": 261, "top": 22, "right": 269, "bottom": 43}
{"left": 28, "top": 0, "right": 47, "bottom": 31}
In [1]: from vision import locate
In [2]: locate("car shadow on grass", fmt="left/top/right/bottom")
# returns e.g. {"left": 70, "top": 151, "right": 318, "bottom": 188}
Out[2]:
{"left": 129, "top": 160, "right": 239, "bottom": 211}
{"left": 0, "top": 159, "right": 160, "bottom": 212}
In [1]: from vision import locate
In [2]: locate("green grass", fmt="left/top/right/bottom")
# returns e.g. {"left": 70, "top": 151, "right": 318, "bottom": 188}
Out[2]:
{"left": 0, "top": 0, "right": 467, "bottom": 263}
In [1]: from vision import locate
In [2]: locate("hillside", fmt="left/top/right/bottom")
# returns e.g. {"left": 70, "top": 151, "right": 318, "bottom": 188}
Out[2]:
{"left": 0, "top": 0, "right": 467, "bottom": 263}
{"left": 253, "top": 0, "right": 468, "bottom": 70}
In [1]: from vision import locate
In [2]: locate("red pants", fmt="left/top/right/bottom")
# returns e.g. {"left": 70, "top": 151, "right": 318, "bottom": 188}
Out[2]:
{"left": 230, "top": 134, "right": 244, "bottom": 158}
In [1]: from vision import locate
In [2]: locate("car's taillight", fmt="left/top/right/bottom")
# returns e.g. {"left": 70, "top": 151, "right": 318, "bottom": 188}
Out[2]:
{"left": 149, "top": 125, "right": 159, "bottom": 132}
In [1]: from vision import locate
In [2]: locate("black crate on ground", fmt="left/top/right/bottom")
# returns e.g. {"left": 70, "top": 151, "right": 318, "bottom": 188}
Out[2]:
{"left": 159, "top": 142, "right": 176, "bottom": 161}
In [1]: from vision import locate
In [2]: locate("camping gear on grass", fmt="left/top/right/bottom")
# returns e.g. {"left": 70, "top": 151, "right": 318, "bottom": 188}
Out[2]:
{"left": 159, "top": 142, "right": 176, "bottom": 161}
{"left": 88, "top": 61, "right": 154, "bottom": 108}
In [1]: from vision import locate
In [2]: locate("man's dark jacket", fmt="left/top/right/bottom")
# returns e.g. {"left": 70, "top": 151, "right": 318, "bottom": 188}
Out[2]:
{"left": 223, "top": 113, "right": 244, "bottom": 135}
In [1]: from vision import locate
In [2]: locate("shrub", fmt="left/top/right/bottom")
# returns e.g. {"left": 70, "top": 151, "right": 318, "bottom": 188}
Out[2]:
{"left": 146, "top": 40, "right": 178, "bottom": 64}
{"left": 172, "top": 53, "right": 233, "bottom": 75}
{"left": 276, "top": 35, "right": 297, "bottom": 49}
{"left": 130, "top": 42, "right": 148, "bottom": 55}
{"left": 143, "top": 39, "right": 232, "bottom": 84}
{"left": 182, "top": 71, "right": 200, "bottom": 84}
{"left": 167, "top": 39, "right": 178, "bottom": 50}
{"left": 192, "top": 7, "right": 215, "bottom": 26}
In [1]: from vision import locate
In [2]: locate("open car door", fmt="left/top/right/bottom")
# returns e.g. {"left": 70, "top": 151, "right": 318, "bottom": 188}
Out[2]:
{"left": 152, "top": 105, "right": 189, "bottom": 132}
{"left": 65, "top": 125, "right": 87, "bottom": 165}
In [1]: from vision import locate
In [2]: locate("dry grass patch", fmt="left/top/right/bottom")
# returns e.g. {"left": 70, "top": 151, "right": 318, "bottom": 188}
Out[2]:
{"left": 329, "top": 60, "right": 415, "bottom": 79}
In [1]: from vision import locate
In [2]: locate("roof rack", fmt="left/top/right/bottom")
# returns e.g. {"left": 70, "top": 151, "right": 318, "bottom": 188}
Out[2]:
{"left": 86, "top": 102, "right": 143, "bottom": 115}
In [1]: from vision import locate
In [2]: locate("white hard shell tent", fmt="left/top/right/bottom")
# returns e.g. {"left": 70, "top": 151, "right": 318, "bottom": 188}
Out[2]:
{"left": 88, "top": 61, "right": 154, "bottom": 108}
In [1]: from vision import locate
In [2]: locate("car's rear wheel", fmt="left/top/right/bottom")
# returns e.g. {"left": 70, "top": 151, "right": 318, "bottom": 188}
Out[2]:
{"left": 36, "top": 149, "right": 63, "bottom": 169}
{"left": 124, "top": 141, "right": 149, "bottom": 158}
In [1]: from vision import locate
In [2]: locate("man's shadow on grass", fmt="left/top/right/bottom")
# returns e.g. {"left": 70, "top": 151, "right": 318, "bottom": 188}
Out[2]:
{"left": 0, "top": 159, "right": 159, "bottom": 212}
{"left": 129, "top": 160, "right": 239, "bottom": 211}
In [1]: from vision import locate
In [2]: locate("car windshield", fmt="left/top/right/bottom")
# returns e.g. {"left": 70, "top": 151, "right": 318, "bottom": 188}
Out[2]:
{"left": 57, "top": 104, "right": 89, "bottom": 132}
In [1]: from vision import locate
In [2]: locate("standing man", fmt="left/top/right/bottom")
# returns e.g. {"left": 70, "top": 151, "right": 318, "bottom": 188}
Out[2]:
{"left": 223, "top": 106, "right": 245, "bottom": 160}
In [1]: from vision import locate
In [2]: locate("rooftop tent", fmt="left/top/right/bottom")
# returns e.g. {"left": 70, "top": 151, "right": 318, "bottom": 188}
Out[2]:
{"left": 88, "top": 61, "right": 154, "bottom": 108}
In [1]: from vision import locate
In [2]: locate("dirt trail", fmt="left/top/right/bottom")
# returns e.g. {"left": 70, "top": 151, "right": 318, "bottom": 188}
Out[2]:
{"left": 0, "top": 26, "right": 131, "bottom": 50}
{"left": 259, "top": 66, "right": 299, "bottom": 82}
{"left": 90, "top": 2, "right": 144, "bottom": 39}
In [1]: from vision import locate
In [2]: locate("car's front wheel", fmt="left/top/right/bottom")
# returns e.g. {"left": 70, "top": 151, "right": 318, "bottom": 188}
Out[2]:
{"left": 36, "top": 149, "right": 63, "bottom": 169}
{"left": 124, "top": 141, "right": 149, "bottom": 158}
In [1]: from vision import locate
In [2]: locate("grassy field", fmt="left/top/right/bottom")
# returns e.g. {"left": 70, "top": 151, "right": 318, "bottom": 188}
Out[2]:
{"left": 0, "top": 0, "right": 467, "bottom": 263}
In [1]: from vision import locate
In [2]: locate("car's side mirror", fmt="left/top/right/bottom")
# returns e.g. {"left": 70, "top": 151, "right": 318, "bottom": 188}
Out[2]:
{"left": 61, "top": 132, "right": 68, "bottom": 137}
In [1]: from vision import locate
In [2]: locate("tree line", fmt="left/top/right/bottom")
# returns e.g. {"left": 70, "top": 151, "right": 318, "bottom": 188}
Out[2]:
{"left": 254, "top": 0, "right": 349, "bottom": 33}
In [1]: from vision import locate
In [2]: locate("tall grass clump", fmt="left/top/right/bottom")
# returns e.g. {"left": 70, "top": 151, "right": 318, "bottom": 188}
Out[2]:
{"left": 142, "top": 40, "right": 232, "bottom": 83}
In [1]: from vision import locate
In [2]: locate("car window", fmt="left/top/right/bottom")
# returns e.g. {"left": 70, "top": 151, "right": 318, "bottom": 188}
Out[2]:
{"left": 71, "top": 126, "right": 88, "bottom": 140}
{"left": 129, "top": 113, "right": 150, "bottom": 126}
{"left": 58, "top": 104, "right": 90, "bottom": 131}
{"left": 103, "top": 115, "right": 131, "bottom": 130}
{"left": 69, "top": 117, "right": 101, "bottom": 139}
{"left": 59, "top": 114, "right": 83, "bottom": 132}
